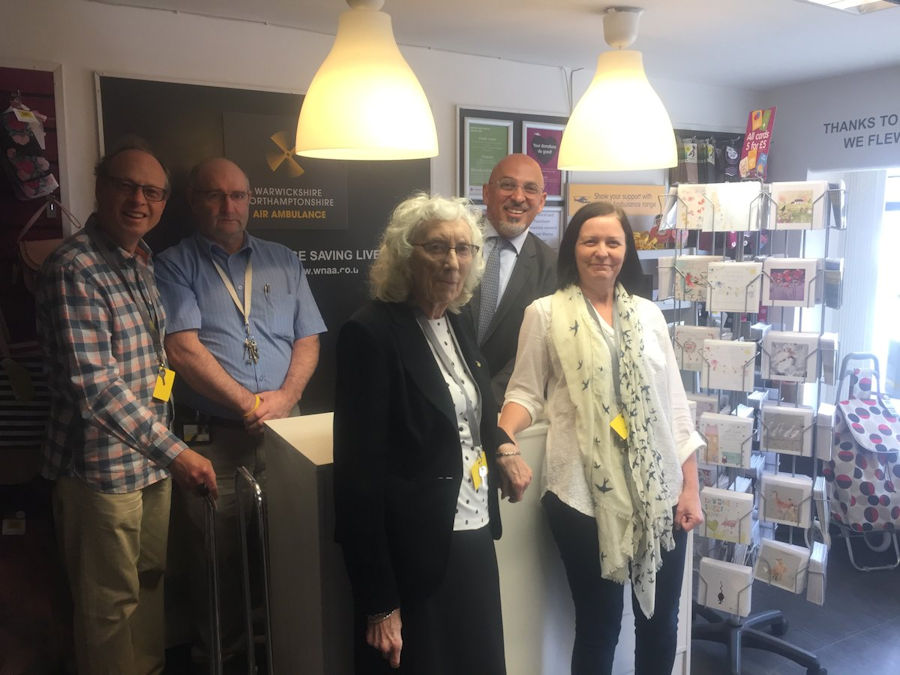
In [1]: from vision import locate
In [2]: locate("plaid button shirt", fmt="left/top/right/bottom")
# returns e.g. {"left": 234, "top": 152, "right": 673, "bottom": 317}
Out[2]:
{"left": 36, "top": 217, "right": 186, "bottom": 493}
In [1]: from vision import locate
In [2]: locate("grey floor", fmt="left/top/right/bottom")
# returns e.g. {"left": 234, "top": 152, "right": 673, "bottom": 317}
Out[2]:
{"left": 690, "top": 535, "right": 900, "bottom": 675}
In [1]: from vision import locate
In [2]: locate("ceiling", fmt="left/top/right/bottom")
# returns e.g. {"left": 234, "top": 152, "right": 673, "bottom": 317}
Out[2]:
{"left": 95, "top": 0, "right": 900, "bottom": 89}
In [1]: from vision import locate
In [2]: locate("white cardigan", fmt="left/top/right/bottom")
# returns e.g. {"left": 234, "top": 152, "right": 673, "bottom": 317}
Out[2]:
{"left": 504, "top": 294, "right": 706, "bottom": 517}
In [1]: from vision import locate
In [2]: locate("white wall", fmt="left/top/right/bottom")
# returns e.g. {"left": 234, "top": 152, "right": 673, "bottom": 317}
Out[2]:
{"left": 763, "top": 65, "right": 900, "bottom": 181}
{"left": 2, "top": 0, "right": 759, "bottom": 220}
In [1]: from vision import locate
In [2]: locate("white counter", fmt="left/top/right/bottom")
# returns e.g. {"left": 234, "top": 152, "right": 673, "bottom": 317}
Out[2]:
{"left": 263, "top": 413, "right": 691, "bottom": 674}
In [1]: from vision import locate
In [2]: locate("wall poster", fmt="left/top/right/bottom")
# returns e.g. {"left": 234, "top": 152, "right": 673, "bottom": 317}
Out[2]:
{"left": 457, "top": 107, "right": 568, "bottom": 206}
{"left": 97, "top": 74, "right": 430, "bottom": 412}
{"left": 463, "top": 117, "right": 512, "bottom": 200}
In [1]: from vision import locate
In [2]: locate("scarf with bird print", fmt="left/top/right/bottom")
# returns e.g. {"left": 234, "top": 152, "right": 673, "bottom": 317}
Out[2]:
{"left": 550, "top": 284, "right": 676, "bottom": 618}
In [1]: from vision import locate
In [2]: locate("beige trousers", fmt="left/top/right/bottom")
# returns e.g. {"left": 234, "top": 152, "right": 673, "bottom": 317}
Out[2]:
{"left": 54, "top": 476, "right": 171, "bottom": 675}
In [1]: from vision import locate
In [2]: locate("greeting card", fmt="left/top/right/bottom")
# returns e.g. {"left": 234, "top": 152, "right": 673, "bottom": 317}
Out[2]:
{"left": 674, "top": 325, "right": 722, "bottom": 371}
{"left": 813, "top": 476, "right": 831, "bottom": 545}
{"left": 761, "top": 257, "right": 822, "bottom": 308}
{"left": 760, "top": 331, "right": 819, "bottom": 383}
{"left": 806, "top": 541, "right": 828, "bottom": 606}
{"left": 676, "top": 183, "right": 762, "bottom": 231}
{"left": 712, "top": 182, "right": 764, "bottom": 232}
{"left": 657, "top": 255, "right": 675, "bottom": 300}
{"left": 673, "top": 255, "right": 723, "bottom": 302}
{"left": 815, "top": 403, "right": 836, "bottom": 461}
{"left": 760, "top": 403, "right": 814, "bottom": 457}
{"left": 820, "top": 332, "right": 838, "bottom": 385}
{"left": 676, "top": 184, "right": 714, "bottom": 230}
{"left": 699, "top": 486, "right": 754, "bottom": 544}
{"left": 700, "top": 339, "right": 758, "bottom": 392}
{"left": 706, "top": 261, "right": 763, "bottom": 313}
{"left": 760, "top": 472, "right": 813, "bottom": 528}
{"left": 823, "top": 258, "right": 843, "bottom": 309}
{"left": 754, "top": 539, "right": 809, "bottom": 593}
{"left": 687, "top": 393, "right": 720, "bottom": 426}
{"left": 767, "top": 180, "right": 828, "bottom": 230}
{"left": 700, "top": 412, "right": 755, "bottom": 468}
{"left": 698, "top": 557, "right": 754, "bottom": 617}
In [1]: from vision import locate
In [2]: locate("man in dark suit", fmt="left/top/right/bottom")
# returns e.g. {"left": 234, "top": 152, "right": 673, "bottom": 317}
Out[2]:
{"left": 464, "top": 153, "right": 557, "bottom": 406}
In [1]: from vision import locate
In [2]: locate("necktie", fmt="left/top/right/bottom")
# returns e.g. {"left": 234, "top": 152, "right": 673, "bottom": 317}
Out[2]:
{"left": 478, "top": 237, "right": 505, "bottom": 343}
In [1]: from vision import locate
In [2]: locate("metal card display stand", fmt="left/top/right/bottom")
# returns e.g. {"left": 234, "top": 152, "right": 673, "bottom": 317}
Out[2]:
{"left": 236, "top": 466, "right": 275, "bottom": 675}
{"left": 663, "top": 181, "right": 831, "bottom": 675}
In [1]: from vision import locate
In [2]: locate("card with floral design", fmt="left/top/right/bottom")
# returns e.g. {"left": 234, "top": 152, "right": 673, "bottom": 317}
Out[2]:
{"left": 760, "top": 331, "right": 819, "bottom": 382}
{"left": 700, "top": 412, "right": 754, "bottom": 467}
{"left": 761, "top": 257, "right": 822, "bottom": 308}
{"left": 707, "top": 261, "right": 763, "bottom": 313}
{"left": 673, "top": 255, "right": 723, "bottom": 302}
{"left": 767, "top": 180, "right": 828, "bottom": 230}
{"left": 676, "top": 184, "right": 714, "bottom": 230}
{"left": 700, "top": 339, "right": 758, "bottom": 392}
{"left": 759, "top": 472, "right": 813, "bottom": 528}
{"left": 674, "top": 325, "right": 721, "bottom": 371}
{"left": 760, "top": 403, "right": 814, "bottom": 456}
{"left": 699, "top": 557, "right": 753, "bottom": 617}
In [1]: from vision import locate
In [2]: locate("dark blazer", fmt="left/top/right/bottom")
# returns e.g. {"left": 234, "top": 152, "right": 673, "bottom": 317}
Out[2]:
{"left": 333, "top": 300, "right": 502, "bottom": 615}
{"left": 462, "top": 231, "right": 557, "bottom": 404}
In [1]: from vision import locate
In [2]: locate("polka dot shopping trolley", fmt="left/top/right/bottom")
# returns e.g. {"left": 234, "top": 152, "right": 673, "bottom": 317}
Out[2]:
{"left": 823, "top": 353, "right": 900, "bottom": 571}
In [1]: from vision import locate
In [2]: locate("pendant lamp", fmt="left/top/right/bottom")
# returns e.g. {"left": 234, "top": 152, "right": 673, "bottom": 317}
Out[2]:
{"left": 295, "top": 0, "right": 438, "bottom": 160}
{"left": 558, "top": 7, "right": 676, "bottom": 172}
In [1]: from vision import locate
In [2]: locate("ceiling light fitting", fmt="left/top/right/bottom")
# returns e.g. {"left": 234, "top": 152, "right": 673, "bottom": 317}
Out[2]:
{"left": 295, "top": 0, "right": 438, "bottom": 161}
{"left": 558, "top": 6, "right": 677, "bottom": 172}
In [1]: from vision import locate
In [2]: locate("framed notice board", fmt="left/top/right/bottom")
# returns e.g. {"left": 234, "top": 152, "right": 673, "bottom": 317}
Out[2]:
{"left": 97, "top": 74, "right": 430, "bottom": 413}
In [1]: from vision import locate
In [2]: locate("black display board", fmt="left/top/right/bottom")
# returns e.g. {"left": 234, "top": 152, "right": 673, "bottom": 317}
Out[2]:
{"left": 98, "top": 75, "right": 430, "bottom": 413}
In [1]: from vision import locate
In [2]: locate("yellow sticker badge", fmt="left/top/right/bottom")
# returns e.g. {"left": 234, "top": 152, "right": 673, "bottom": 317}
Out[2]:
{"left": 610, "top": 413, "right": 629, "bottom": 440}
{"left": 153, "top": 367, "right": 175, "bottom": 402}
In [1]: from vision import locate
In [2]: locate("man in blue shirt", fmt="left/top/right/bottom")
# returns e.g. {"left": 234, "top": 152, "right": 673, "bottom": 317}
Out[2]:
{"left": 155, "top": 157, "right": 325, "bottom": 667}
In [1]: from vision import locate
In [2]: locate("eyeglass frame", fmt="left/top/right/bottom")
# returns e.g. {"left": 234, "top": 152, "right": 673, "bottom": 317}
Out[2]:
{"left": 488, "top": 178, "right": 545, "bottom": 196}
{"left": 413, "top": 242, "right": 481, "bottom": 259}
{"left": 103, "top": 175, "right": 169, "bottom": 203}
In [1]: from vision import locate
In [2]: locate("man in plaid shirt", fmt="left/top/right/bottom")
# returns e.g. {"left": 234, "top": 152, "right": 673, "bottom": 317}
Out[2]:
{"left": 36, "top": 141, "right": 217, "bottom": 675}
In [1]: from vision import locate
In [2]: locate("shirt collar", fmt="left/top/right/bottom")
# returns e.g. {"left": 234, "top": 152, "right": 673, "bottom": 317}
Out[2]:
{"left": 482, "top": 220, "right": 528, "bottom": 255}
{"left": 86, "top": 213, "right": 153, "bottom": 263}
{"left": 195, "top": 231, "right": 254, "bottom": 259}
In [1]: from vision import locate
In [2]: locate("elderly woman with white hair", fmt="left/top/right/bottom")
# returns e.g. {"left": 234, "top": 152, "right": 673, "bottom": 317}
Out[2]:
{"left": 333, "top": 193, "right": 510, "bottom": 674}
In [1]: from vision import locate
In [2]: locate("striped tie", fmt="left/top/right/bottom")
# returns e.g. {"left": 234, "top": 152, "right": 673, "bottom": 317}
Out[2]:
{"left": 477, "top": 237, "right": 505, "bottom": 343}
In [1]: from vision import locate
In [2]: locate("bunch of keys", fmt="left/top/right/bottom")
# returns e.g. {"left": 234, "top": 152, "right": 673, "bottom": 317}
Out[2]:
{"left": 244, "top": 336, "right": 260, "bottom": 364}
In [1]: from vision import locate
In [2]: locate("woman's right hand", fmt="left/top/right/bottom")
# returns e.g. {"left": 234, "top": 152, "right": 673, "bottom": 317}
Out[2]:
{"left": 496, "top": 444, "right": 533, "bottom": 503}
{"left": 366, "top": 608, "right": 403, "bottom": 668}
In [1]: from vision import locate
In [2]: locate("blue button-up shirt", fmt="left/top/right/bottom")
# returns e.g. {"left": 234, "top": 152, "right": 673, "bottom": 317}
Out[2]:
{"left": 155, "top": 232, "right": 326, "bottom": 418}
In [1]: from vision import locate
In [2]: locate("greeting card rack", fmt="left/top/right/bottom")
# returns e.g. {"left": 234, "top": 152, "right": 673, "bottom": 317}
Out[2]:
{"left": 657, "top": 179, "right": 846, "bottom": 675}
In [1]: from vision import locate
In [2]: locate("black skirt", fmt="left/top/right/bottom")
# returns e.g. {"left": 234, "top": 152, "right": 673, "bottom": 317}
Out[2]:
{"left": 354, "top": 525, "right": 507, "bottom": 674}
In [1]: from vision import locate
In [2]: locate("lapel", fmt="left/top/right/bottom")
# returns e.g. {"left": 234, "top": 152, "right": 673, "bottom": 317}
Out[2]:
{"left": 383, "top": 302, "right": 457, "bottom": 427}
{"left": 482, "top": 233, "right": 537, "bottom": 343}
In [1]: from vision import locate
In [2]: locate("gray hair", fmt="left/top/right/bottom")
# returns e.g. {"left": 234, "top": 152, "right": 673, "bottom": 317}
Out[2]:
{"left": 370, "top": 192, "right": 485, "bottom": 313}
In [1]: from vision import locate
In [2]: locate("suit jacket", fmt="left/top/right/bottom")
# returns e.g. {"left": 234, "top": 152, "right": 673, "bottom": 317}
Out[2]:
{"left": 333, "top": 300, "right": 502, "bottom": 615}
{"left": 462, "top": 231, "right": 557, "bottom": 404}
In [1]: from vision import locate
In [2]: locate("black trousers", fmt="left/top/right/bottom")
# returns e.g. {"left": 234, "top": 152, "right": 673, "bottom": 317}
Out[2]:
{"left": 543, "top": 491, "right": 687, "bottom": 675}
{"left": 354, "top": 525, "right": 507, "bottom": 674}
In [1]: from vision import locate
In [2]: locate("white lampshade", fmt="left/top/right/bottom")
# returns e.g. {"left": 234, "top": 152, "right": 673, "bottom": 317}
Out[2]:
{"left": 296, "top": 0, "right": 438, "bottom": 160}
{"left": 558, "top": 7, "right": 677, "bottom": 172}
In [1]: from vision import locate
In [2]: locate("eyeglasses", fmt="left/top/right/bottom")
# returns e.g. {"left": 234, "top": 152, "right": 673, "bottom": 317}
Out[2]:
{"left": 105, "top": 176, "right": 168, "bottom": 202}
{"left": 414, "top": 242, "right": 480, "bottom": 258}
{"left": 194, "top": 190, "right": 251, "bottom": 203}
{"left": 490, "top": 178, "right": 544, "bottom": 196}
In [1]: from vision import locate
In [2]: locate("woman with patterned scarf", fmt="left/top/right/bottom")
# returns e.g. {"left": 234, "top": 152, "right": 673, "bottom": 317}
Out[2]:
{"left": 496, "top": 201, "right": 705, "bottom": 674}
